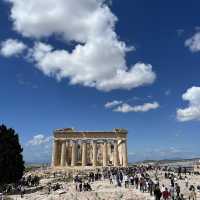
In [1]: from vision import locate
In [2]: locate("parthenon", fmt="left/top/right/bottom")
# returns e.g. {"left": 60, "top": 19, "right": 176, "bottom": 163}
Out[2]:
{"left": 51, "top": 128, "right": 128, "bottom": 168}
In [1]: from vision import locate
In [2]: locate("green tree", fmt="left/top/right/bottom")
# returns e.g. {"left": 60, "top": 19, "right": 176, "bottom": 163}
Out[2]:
{"left": 0, "top": 124, "right": 24, "bottom": 187}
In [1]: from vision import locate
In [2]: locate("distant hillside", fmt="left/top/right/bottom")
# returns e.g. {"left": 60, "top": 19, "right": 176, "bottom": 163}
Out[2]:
{"left": 135, "top": 157, "right": 200, "bottom": 167}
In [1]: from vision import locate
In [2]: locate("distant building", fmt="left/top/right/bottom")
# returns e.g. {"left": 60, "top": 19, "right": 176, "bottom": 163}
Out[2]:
{"left": 51, "top": 128, "right": 128, "bottom": 168}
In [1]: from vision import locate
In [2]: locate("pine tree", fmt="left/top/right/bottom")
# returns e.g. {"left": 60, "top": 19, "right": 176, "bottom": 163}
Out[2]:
{"left": 0, "top": 124, "right": 25, "bottom": 186}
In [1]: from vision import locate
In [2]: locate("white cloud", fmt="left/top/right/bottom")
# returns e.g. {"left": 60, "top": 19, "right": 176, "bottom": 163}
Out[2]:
{"left": 177, "top": 86, "right": 200, "bottom": 122}
{"left": 24, "top": 134, "right": 52, "bottom": 163}
{"left": 4, "top": 0, "right": 156, "bottom": 91}
{"left": 0, "top": 39, "right": 27, "bottom": 57}
{"left": 113, "top": 102, "right": 159, "bottom": 113}
{"left": 6, "top": 0, "right": 117, "bottom": 42}
{"left": 27, "top": 134, "right": 52, "bottom": 146}
{"left": 185, "top": 32, "right": 200, "bottom": 52}
{"left": 104, "top": 100, "right": 122, "bottom": 108}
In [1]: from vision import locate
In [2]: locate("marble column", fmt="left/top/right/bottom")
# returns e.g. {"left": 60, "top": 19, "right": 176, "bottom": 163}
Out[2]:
{"left": 71, "top": 141, "right": 76, "bottom": 167}
{"left": 113, "top": 140, "right": 119, "bottom": 167}
{"left": 65, "top": 140, "right": 69, "bottom": 167}
{"left": 77, "top": 143, "right": 81, "bottom": 162}
{"left": 51, "top": 139, "right": 58, "bottom": 167}
{"left": 118, "top": 140, "right": 123, "bottom": 166}
{"left": 82, "top": 142, "right": 87, "bottom": 166}
{"left": 107, "top": 143, "right": 111, "bottom": 164}
{"left": 123, "top": 140, "right": 128, "bottom": 167}
{"left": 103, "top": 142, "right": 108, "bottom": 167}
{"left": 92, "top": 141, "right": 97, "bottom": 167}
{"left": 61, "top": 140, "right": 66, "bottom": 167}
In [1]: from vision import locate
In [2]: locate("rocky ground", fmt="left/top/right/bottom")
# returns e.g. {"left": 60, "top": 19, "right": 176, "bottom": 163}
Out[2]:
{"left": 8, "top": 171, "right": 200, "bottom": 200}
{"left": 8, "top": 181, "right": 153, "bottom": 200}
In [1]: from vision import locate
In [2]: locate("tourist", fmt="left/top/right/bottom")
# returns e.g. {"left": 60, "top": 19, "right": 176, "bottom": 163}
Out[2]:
{"left": 161, "top": 184, "right": 165, "bottom": 194}
{"left": 83, "top": 182, "right": 87, "bottom": 192}
{"left": 184, "top": 167, "right": 187, "bottom": 175}
{"left": 89, "top": 172, "right": 94, "bottom": 182}
{"left": 130, "top": 175, "right": 134, "bottom": 185}
{"left": 109, "top": 174, "right": 113, "bottom": 184}
{"left": 145, "top": 179, "right": 149, "bottom": 192}
{"left": 119, "top": 171, "right": 123, "bottom": 183}
{"left": 154, "top": 185, "right": 162, "bottom": 200}
{"left": 79, "top": 181, "right": 82, "bottom": 192}
{"left": 148, "top": 179, "right": 154, "bottom": 196}
{"left": 162, "top": 187, "right": 170, "bottom": 200}
{"left": 170, "top": 177, "right": 175, "bottom": 187}
{"left": 134, "top": 175, "right": 139, "bottom": 189}
{"left": 185, "top": 176, "right": 188, "bottom": 188}
{"left": 124, "top": 174, "right": 129, "bottom": 188}
{"left": 178, "top": 167, "right": 182, "bottom": 177}
{"left": 189, "top": 185, "right": 196, "bottom": 200}
{"left": 175, "top": 183, "right": 180, "bottom": 197}
{"left": 20, "top": 185, "right": 25, "bottom": 198}
{"left": 169, "top": 185, "right": 175, "bottom": 200}
{"left": 86, "top": 182, "right": 92, "bottom": 191}
{"left": 116, "top": 174, "right": 121, "bottom": 187}
{"left": 174, "top": 176, "right": 178, "bottom": 183}
{"left": 140, "top": 177, "right": 145, "bottom": 192}
{"left": 47, "top": 183, "right": 51, "bottom": 194}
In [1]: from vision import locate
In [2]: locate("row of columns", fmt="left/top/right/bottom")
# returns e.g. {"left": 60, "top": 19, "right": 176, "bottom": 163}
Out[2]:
{"left": 52, "top": 139, "right": 128, "bottom": 167}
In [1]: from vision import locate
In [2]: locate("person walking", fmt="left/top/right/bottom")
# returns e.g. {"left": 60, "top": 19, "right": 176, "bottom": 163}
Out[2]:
{"left": 189, "top": 186, "right": 197, "bottom": 200}
{"left": 184, "top": 167, "right": 187, "bottom": 175}
{"left": 175, "top": 183, "right": 180, "bottom": 198}
{"left": 162, "top": 187, "right": 170, "bottom": 200}
{"left": 130, "top": 175, "right": 134, "bottom": 186}
{"left": 161, "top": 184, "right": 165, "bottom": 195}
{"left": 124, "top": 174, "right": 129, "bottom": 188}
{"left": 20, "top": 185, "right": 25, "bottom": 198}
{"left": 135, "top": 175, "right": 139, "bottom": 189}
{"left": 149, "top": 180, "right": 154, "bottom": 196}
{"left": 154, "top": 185, "right": 162, "bottom": 200}
{"left": 184, "top": 176, "right": 188, "bottom": 188}
{"left": 169, "top": 185, "right": 175, "bottom": 200}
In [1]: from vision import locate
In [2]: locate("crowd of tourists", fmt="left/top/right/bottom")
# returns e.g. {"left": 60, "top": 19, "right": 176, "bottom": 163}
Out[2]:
{"left": 20, "top": 175, "right": 40, "bottom": 187}
{"left": 0, "top": 174, "right": 40, "bottom": 198}
{"left": 72, "top": 165, "right": 199, "bottom": 200}
{"left": 74, "top": 171, "right": 102, "bottom": 192}
{"left": 1, "top": 165, "right": 200, "bottom": 199}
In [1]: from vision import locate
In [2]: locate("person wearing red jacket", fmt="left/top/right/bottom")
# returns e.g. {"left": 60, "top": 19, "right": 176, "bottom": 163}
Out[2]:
{"left": 162, "top": 187, "right": 171, "bottom": 200}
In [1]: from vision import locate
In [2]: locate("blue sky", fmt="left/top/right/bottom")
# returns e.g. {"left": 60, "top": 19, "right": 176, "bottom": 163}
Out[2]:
{"left": 1, "top": 0, "right": 200, "bottom": 163}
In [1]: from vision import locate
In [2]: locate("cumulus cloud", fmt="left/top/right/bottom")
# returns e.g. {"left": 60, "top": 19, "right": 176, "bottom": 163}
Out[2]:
{"left": 185, "top": 32, "right": 200, "bottom": 52}
{"left": 113, "top": 102, "right": 159, "bottom": 113}
{"left": 27, "top": 134, "right": 52, "bottom": 146}
{"left": 177, "top": 86, "right": 200, "bottom": 122}
{"left": 0, "top": 39, "right": 27, "bottom": 57}
{"left": 104, "top": 100, "right": 122, "bottom": 108}
{"left": 3, "top": 0, "right": 156, "bottom": 91}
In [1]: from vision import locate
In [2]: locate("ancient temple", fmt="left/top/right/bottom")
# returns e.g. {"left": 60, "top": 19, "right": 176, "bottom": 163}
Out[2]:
{"left": 51, "top": 128, "right": 128, "bottom": 168}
